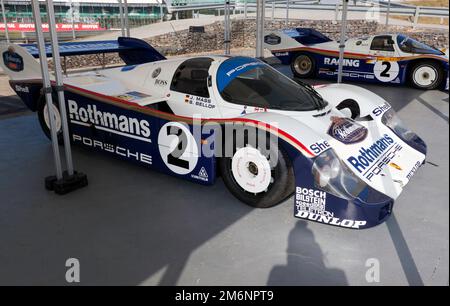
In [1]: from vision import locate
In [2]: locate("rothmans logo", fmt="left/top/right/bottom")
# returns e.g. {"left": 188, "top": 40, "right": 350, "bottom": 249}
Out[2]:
{"left": 3, "top": 47, "right": 24, "bottom": 72}
{"left": 347, "top": 134, "right": 395, "bottom": 173}
{"left": 68, "top": 100, "right": 151, "bottom": 142}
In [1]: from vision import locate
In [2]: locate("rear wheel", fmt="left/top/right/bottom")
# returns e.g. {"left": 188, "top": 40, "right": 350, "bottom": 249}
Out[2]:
{"left": 37, "top": 95, "right": 63, "bottom": 143}
{"left": 409, "top": 60, "right": 444, "bottom": 90}
{"left": 291, "top": 53, "right": 316, "bottom": 78}
{"left": 219, "top": 130, "right": 295, "bottom": 208}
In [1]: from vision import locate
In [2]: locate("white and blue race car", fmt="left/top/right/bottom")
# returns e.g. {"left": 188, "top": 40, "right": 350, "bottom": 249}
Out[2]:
{"left": 264, "top": 28, "right": 449, "bottom": 90}
{"left": 1, "top": 37, "right": 427, "bottom": 229}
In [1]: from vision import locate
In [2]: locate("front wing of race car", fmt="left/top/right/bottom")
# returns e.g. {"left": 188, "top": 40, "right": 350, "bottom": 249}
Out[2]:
{"left": 284, "top": 131, "right": 426, "bottom": 230}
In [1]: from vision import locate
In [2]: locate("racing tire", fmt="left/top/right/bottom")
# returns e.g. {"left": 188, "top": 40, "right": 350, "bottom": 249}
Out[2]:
{"left": 291, "top": 53, "right": 316, "bottom": 78}
{"left": 409, "top": 60, "right": 444, "bottom": 90}
{"left": 219, "top": 129, "right": 295, "bottom": 208}
{"left": 37, "top": 94, "right": 64, "bottom": 144}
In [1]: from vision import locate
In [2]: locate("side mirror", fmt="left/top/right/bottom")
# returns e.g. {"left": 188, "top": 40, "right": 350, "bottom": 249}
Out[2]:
{"left": 207, "top": 75, "right": 212, "bottom": 87}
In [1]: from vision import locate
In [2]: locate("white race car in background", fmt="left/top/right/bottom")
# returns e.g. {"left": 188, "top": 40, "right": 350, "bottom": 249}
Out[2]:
{"left": 1, "top": 37, "right": 427, "bottom": 229}
{"left": 264, "top": 28, "right": 449, "bottom": 90}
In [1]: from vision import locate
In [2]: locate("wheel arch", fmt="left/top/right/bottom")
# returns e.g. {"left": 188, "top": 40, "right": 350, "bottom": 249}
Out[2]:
{"left": 315, "top": 83, "right": 389, "bottom": 118}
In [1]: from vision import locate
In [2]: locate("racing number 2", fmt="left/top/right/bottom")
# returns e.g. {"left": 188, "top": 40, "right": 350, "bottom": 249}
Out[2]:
{"left": 158, "top": 121, "right": 199, "bottom": 175}
{"left": 380, "top": 61, "right": 391, "bottom": 77}
{"left": 374, "top": 60, "right": 399, "bottom": 82}
{"left": 166, "top": 125, "right": 189, "bottom": 169}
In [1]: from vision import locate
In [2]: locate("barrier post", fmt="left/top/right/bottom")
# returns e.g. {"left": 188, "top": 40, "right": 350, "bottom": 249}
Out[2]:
{"left": 337, "top": 0, "right": 348, "bottom": 83}
{"left": 124, "top": 0, "right": 130, "bottom": 37}
{"left": 255, "top": 0, "right": 265, "bottom": 58}
{"left": 1, "top": 0, "right": 9, "bottom": 43}
{"left": 224, "top": 0, "right": 231, "bottom": 55}
{"left": 32, "top": 0, "right": 88, "bottom": 194}
{"left": 286, "top": 0, "right": 290, "bottom": 25}
{"left": 118, "top": 0, "right": 125, "bottom": 36}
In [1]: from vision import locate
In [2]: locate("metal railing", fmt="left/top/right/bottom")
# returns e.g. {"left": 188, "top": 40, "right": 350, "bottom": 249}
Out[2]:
{"left": 238, "top": 1, "right": 449, "bottom": 18}
{"left": 166, "top": 0, "right": 449, "bottom": 28}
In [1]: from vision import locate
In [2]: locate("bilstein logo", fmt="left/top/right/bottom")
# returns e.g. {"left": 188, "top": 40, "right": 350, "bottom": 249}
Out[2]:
{"left": 2, "top": 48, "right": 24, "bottom": 72}
{"left": 347, "top": 134, "right": 395, "bottom": 173}
{"left": 327, "top": 116, "right": 368, "bottom": 144}
{"left": 68, "top": 100, "right": 151, "bottom": 141}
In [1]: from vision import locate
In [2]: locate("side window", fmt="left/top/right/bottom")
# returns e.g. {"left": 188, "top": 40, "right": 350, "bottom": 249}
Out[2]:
{"left": 170, "top": 58, "right": 213, "bottom": 98}
{"left": 370, "top": 36, "right": 395, "bottom": 52}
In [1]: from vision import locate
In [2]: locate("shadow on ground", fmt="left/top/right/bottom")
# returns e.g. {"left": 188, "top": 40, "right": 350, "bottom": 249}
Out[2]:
{"left": 0, "top": 115, "right": 252, "bottom": 285}
{"left": 267, "top": 221, "right": 348, "bottom": 285}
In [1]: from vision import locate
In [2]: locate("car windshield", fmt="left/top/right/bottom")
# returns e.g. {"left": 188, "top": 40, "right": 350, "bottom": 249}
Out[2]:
{"left": 397, "top": 34, "right": 444, "bottom": 55}
{"left": 220, "top": 64, "right": 326, "bottom": 111}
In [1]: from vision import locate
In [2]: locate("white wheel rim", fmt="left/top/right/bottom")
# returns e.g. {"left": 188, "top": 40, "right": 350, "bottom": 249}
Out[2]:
{"left": 413, "top": 66, "right": 437, "bottom": 87}
{"left": 231, "top": 146, "right": 272, "bottom": 194}
{"left": 43, "top": 103, "right": 62, "bottom": 133}
{"left": 294, "top": 55, "right": 312, "bottom": 75}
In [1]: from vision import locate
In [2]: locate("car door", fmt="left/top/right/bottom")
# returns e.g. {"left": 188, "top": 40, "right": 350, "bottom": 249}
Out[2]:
{"left": 369, "top": 35, "right": 401, "bottom": 83}
{"left": 167, "top": 57, "right": 221, "bottom": 119}
{"left": 156, "top": 58, "right": 218, "bottom": 181}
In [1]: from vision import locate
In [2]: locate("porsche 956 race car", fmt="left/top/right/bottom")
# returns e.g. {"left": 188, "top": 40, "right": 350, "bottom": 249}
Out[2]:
{"left": 0, "top": 37, "right": 427, "bottom": 229}
{"left": 264, "top": 28, "right": 449, "bottom": 90}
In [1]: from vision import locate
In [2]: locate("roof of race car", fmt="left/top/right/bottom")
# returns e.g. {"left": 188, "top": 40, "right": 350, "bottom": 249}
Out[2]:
{"left": 64, "top": 55, "right": 266, "bottom": 106}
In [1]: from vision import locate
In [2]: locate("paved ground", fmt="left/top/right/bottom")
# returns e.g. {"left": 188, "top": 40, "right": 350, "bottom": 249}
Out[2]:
{"left": 0, "top": 65, "right": 448, "bottom": 285}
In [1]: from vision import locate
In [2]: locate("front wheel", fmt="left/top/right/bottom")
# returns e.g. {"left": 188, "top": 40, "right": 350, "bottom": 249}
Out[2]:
{"left": 219, "top": 132, "right": 295, "bottom": 208}
{"left": 37, "top": 95, "right": 63, "bottom": 143}
{"left": 409, "top": 60, "right": 444, "bottom": 90}
{"left": 291, "top": 53, "right": 316, "bottom": 78}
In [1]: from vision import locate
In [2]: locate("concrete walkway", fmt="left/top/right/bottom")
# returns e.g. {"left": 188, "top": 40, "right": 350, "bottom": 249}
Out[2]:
{"left": 0, "top": 74, "right": 448, "bottom": 285}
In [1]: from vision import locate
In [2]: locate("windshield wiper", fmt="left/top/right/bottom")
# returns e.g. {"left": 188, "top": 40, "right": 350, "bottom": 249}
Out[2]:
{"left": 294, "top": 78, "right": 326, "bottom": 110}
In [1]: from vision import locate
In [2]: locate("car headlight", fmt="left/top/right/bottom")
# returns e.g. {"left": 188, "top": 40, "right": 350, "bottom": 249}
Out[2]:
{"left": 312, "top": 149, "right": 367, "bottom": 200}
{"left": 381, "top": 108, "right": 416, "bottom": 141}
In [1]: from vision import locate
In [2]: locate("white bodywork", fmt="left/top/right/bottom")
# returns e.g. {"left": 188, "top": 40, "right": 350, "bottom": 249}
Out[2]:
{"left": 0, "top": 44, "right": 425, "bottom": 200}
{"left": 61, "top": 56, "right": 425, "bottom": 199}
{"left": 264, "top": 31, "right": 449, "bottom": 60}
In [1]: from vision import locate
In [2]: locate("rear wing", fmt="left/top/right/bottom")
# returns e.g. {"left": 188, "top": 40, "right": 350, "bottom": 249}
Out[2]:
{"left": 264, "top": 28, "right": 332, "bottom": 52}
{"left": 1, "top": 37, "right": 166, "bottom": 81}
{"left": 284, "top": 28, "right": 332, "bottom": 45}
{"left": 21, "top": 36, "right": 166, "bottom": 65}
